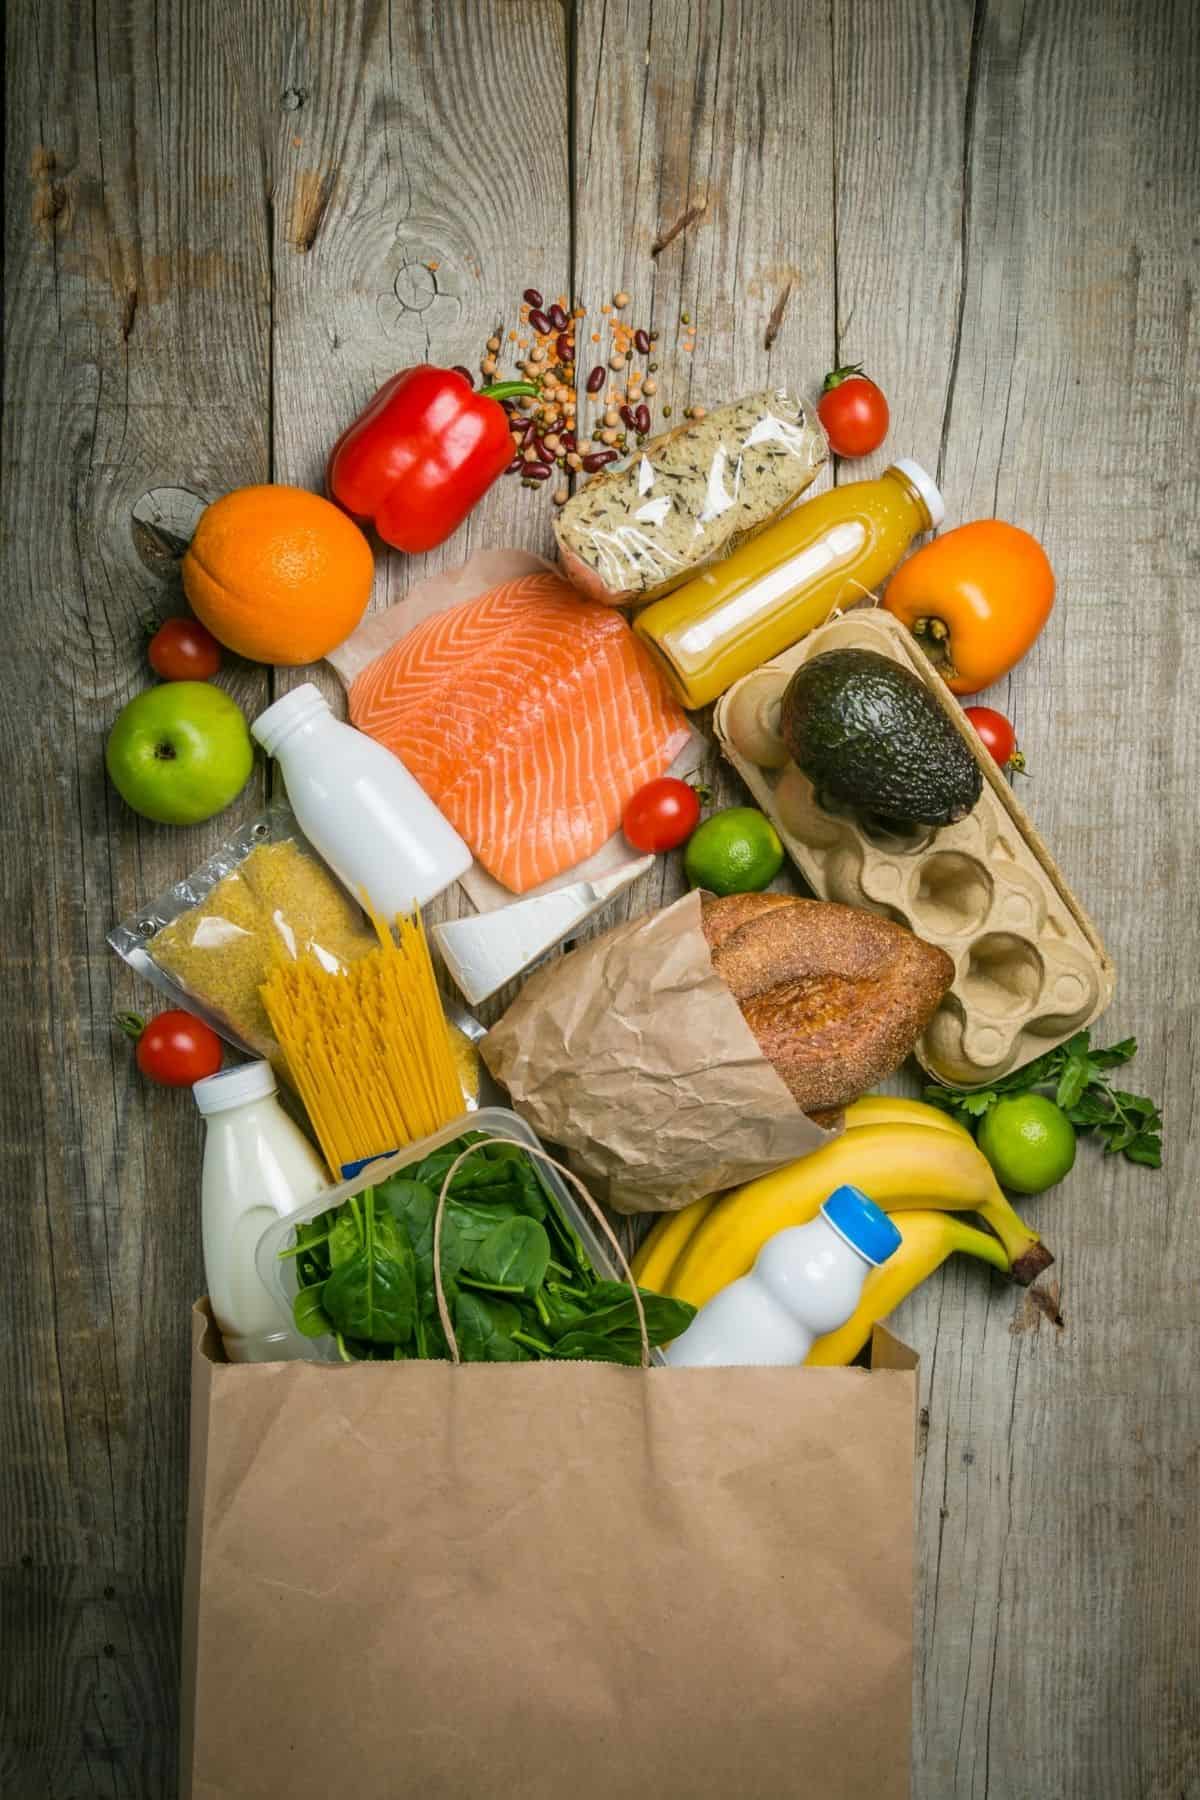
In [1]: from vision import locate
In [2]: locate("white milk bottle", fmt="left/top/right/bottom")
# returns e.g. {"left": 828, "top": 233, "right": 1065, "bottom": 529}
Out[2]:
{"left": 195, "top": 1062, "right": 331, "bottom": 1362}
{"left": 251, "top": 683, "right": 471, "bottom": 916}
{"left": 664, "top": 1184, "right": 901, "bottom": 1368}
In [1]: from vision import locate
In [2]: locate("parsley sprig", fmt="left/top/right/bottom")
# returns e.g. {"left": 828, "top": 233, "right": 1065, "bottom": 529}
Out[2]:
{"left": 925, "top": 1031, "right": 1162, "bottom": 1169}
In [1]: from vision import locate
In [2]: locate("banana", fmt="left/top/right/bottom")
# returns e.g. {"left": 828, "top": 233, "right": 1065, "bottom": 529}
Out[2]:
{"left": 805, "top": 1210, "right": 1012, "bottom": 1367}
{"left": 666, "top": 1124, "right": 1051, "bottom": 1309}
{"left": 631, "top": 1197, "right": 715, "bottom": 1291}
{"left": 842, "top": 1094, "right": 974, "bottom": 1141}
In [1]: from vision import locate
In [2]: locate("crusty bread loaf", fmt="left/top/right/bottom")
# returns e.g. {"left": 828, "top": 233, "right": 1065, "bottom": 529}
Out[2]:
{"left": 701, "top": 892, "right": 954, "bottom": 1116}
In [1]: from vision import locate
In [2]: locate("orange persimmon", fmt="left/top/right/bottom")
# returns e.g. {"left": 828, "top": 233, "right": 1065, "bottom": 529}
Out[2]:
{"left": 882, "top": 520, "right": 1055, "bottom": 695}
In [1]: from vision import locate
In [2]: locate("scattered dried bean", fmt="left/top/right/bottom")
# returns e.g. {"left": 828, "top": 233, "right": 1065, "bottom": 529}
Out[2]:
{"left": 548, "top": 303, "right": 568, "bottom": 331}
{"left": 586, "top": 365, "right": 606, "bottom": 394}
{"left": 523, "top": 287, "right": 544, "bottom": 308}
{"left": 525, "top": 462, "right": 552, "bottom": 480}
{"left": 582, "top": 450, "right": 619, "bottom": 472}
{"left": 634, "top": 329, "right": 650, "bottom": 355}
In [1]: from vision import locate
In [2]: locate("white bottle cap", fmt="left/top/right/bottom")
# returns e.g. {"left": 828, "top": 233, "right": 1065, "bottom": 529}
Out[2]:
{"left": 251, "top": 683, "right": 329, "bottom": 757}
{"left": 892, "top": 457, "right": 945, "bottom": 529}
{"left": 193, "top": 1060, "right": 277, "bottom": 1115}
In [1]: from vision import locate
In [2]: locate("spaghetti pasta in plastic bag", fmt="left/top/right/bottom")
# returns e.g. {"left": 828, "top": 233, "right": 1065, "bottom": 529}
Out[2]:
{"left": 107, "top": 806, "right": 378, "bottom": 1067}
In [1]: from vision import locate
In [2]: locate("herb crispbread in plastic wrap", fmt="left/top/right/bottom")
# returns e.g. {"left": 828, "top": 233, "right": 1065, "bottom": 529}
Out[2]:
{"left": 554, "top": 389, "right": 828, "bottom": 606}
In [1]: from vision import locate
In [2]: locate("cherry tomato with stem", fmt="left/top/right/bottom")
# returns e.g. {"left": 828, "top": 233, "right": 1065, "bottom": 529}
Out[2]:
{"left": 118, "top": 1009, "right": 223, "bottom": 1086}
{"left": 817, "top": 364, "right": 890, "bottom": 458}
{"left": 148, "top": 616, "right": 223, "bottom": 681}
{"left": 623, "top": 777, "right": 703, "bottom": 853}
{"left": 964, "top": 706, "right": 1026, "bottom": 774}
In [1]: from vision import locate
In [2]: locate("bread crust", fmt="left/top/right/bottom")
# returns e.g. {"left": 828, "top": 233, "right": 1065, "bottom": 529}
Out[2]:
{"left": 701, "top": 892, "right": 954, "bottom": 1113}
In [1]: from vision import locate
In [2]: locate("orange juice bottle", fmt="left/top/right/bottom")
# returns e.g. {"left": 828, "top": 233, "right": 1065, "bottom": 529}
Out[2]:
{"left": 633, "top": 459, "right": 943, "bottom": 709}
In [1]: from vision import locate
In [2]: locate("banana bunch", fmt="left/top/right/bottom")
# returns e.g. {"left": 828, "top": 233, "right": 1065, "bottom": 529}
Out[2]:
{"left": 632, "top": 1095, "right": 1052, "bottom": 1366}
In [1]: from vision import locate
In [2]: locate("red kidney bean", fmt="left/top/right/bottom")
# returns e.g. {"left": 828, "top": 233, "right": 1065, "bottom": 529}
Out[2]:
{"left": 634, "top": 329, "right": 650, "bottom": 355}
{"left": 582, "top": 450, "right": 619, "bottom": 472}
{"left": 586, "top": 365, "right": 606, "bottom": 393}
{"left": 525, "top": 461, "right": 552, "bottom": 480}
{"left": 562, "top": 430, "right": 577, "bottom": 450}
{"left": 532, "top": 437, "right": 554, "bottom": 461}
{"left": 635, "top": 403, "right": 651, "bottom": 434}
{"left": 619, "top": 405, "right": 637, "bottom": 429}
{"left": 528, "top": 308, "right": 552, "bottom": 335}
{"left": 548, "top": 303, "right": 568, "bottom": 331}
{"left": 555, "top": 333, "right": 573, "bottom": 362}
{"left": 504, "top": 456, "right": 523, "bottom": 473}
{"left": 523, "top": 288, "right": 544, "bottom": 307}
{"left": 451, "top": 364, "right": 475, "bottom": 386}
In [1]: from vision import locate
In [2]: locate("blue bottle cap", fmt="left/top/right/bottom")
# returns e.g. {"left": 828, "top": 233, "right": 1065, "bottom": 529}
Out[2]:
{"left": 820, "top": 1185, "right": 902, "bottom": 1267}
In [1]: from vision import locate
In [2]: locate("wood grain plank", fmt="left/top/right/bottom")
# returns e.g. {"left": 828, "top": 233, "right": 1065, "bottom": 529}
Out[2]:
{"left": 569, "top": 0, "right": 837, "bottom": 951}
{"left": 1, "top": 1, "right": 272, "bottom": 1792}
{"left": 832, "top": 2, "right": 1200, "bottom": 1794}
{"left": 255, "top": 0, "right": 571, "bottom": 987}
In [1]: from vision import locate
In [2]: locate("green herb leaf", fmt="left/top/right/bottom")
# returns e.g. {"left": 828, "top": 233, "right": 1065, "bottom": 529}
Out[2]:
{"left": 926, "top": 1030, "right": 1161, "bottom": 1171}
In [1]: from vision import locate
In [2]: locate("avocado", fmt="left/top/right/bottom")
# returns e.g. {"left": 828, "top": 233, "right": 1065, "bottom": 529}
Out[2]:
{"left": 779, "top": 648, "right": 982, "bottom": 826}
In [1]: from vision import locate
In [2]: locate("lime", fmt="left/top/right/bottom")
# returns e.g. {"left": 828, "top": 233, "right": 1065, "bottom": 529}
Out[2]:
{"left": 684, "top": 807, "right": 784, "bottom": 896}
{"left": 977, "top": 1095, "right": 1077, "bottom": 1195}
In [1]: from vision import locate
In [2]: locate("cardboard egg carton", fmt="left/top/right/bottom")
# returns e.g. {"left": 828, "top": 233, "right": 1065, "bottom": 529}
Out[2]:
{"left": 713, "top": 608, "right": 1115, "bottom": 1088}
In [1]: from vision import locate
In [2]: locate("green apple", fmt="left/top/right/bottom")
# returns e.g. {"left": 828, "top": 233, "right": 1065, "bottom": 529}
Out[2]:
{"left": 106, "top": 681, "right": 253, "bottom": 825}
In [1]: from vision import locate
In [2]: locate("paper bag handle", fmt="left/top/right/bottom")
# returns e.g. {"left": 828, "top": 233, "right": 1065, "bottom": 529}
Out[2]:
{"left": 433, "top": 1138, "right": 651, "bottom": 1368}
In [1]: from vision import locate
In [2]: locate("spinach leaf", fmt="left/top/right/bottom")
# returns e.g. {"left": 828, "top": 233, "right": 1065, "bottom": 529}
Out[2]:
{"left": 453, "top": 1292, "right": 529, "bottom": 1362}
{"left": 328, "top": 1206, "right": 363, "bottom": 1267}
{"left": 572, "top": 1288, "right": 696, "bottom": 1344}
{"left": 539, "top": 1287, "right": 591, "bottom": 1340}
{"left": 468, "top": 1216, "right": 551, "bottom": 1297}
{"left": 292, "top": 1286, "right": 335, "bottom": 1339}
{"left": 379, "top": 1178, "right": 438, "bottom": 1282}
{"left": 323, "top": 1244, "right": 417, "bottom": 1344}
{"left": 320, "top": 1194, "right": 418, "bottom": 1346}
{"left": 440, "top": 1199, "right": 522, "bottom": 1277}
{"left": 550, "top": 1330, "right": 645, "bottom": 1366}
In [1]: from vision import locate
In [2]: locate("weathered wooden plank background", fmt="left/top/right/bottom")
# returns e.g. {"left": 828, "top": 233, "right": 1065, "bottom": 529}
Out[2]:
{"left": 3, "top": 0, "right": 1197, "bottom": 1794}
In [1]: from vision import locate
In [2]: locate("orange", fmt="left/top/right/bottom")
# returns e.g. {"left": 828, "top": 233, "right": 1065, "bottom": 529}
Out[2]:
{"left": 182, "top": 485, "right": 374, "bottom": 666}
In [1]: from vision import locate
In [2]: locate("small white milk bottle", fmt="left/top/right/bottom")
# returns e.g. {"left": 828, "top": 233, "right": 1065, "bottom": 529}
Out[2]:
{"left": 664, "top": 1184, "right": 901, "bottom": 1368}
{"left": 195, "top": 1062, "right": 331, "bottom": 1362}
{"left": 251, "top": 683, "right": 472, "bottom": 917}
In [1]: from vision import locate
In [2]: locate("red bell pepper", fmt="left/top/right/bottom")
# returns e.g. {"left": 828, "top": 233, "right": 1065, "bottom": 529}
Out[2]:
{"left": 326, "top": 365, "right": 537, "bottom": 554}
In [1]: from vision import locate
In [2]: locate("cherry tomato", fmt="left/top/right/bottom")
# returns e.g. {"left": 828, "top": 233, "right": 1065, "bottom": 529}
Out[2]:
{"left": 119, "top": 1010, "right": 223, "bottom": 1086}
{"left": 884, "top": 520, "right": 1054, "bottom": 695}
{"left": 623, "top": 778, "right": 702, "bottom": 853}
{"left": 816, "top": 364, "right": 890, "bottom": 458}
{"left": 964, "top": 706, "right": 1026, "bottom": 773}
{"left": 148, "top": 616, "right": 222, "bottom": 681}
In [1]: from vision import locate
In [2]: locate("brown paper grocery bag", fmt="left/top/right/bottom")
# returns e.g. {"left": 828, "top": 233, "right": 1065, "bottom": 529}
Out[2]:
{"left": 182, "top": 1302, "right": 917, "bottom": 1800}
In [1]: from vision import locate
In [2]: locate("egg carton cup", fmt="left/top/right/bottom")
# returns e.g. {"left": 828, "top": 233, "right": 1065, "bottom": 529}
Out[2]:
{"left": 714, "top": 608, "right": 1115, "bottom": 1089}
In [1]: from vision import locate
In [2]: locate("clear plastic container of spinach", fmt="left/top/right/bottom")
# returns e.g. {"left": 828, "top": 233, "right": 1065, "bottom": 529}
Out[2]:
{"left": 254, "top": 1109, "right": 694, "bottom": 1365}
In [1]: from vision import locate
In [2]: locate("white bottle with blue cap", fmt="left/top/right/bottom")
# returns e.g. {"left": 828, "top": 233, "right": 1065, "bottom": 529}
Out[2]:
{"left": 664, "top": 1185, "right": 902, "bottom": 1368}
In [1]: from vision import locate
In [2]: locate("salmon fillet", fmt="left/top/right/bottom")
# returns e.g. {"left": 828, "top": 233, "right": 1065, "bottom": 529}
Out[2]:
{"left": 347, "top": 571, "right": 689, "bottom": 894}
